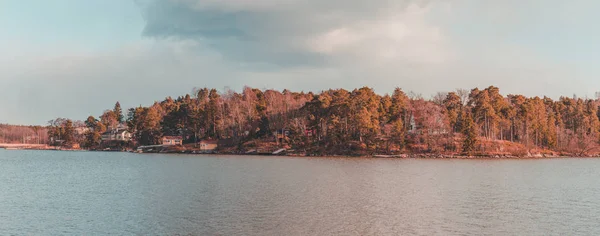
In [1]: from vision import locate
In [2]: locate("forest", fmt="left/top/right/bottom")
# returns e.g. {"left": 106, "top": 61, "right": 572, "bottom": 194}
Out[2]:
{"left": 0, "top": 124, "right": 48, "bottom": 144}
{"left": 45, "top": 86, "right": 600, "bottom": 156}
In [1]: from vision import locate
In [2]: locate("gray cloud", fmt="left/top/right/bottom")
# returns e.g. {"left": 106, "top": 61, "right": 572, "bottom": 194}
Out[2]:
{"left": 2, "top": 0, "right": 599, "bottom": 124}
{"left": 137, "top": 0, "right": 435, "bottom": 66}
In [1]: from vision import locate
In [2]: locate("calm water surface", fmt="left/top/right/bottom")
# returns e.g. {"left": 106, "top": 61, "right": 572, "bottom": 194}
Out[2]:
{"left": 1, "top": 150, "right": 600, "bottom": 235}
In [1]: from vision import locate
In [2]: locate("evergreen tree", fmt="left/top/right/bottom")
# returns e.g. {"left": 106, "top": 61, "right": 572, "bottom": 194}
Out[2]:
{"left": 83, "top": 116, "right": 102, "bottom": 149}
{"left": 63, "top": 120, "right": 75, "bottom": 146}
{"left": 443, "top": 92, "right": 462, "bottom": 132}
{"left": 392, "top": 118, "right": 405, "bottom": 149}
{"left": 390, "top": 87, "right": 409, "bottom": 124}
{"left": 208, "top": 89, "right": 222, "bottom": 137}
{"left": 462, "top": 111, "right": 477, "bottom": 153}
{"left": 85, "top": 116, "right": 98, "bottom": 129}
{"left": 114, "top": 102, "right": 124, "bottom": 123}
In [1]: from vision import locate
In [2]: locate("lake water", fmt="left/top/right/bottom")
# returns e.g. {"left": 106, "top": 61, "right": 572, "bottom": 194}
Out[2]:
{"left": 1, "top": 150, "right": 600, "bottom": 235}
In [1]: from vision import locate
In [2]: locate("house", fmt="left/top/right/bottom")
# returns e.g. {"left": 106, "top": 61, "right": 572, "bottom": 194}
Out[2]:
{"left": 75, "top": 127, "right": 90, "bottom": 135}
{"left": 199, "top": 140, "right": 218, "bottom": 151}
{"left": 408, "top": 113, "right": 418, "bottom": 134}
{"left": 101, "top": 129, "right": 132, "bottom": 142}
{"left": 273, "top": 129, "right": 290, "bottom": 143}
{"left": 406, "top": 112, "right": 449, "bottom": 135}
{"left": 274, "top": 129, "right": 290, "bottom": 138}
{"left": 162, "top": 136, "right": 183, "bottom": 146}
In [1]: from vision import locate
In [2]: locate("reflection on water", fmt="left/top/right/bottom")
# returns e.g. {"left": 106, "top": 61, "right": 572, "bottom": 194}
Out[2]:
{"left": 1, "top": 150, "right": 600, "bottom": 235}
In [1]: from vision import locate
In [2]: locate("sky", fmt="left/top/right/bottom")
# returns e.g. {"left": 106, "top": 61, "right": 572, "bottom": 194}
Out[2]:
{"left": 1, "top": 0, "right": 600, "bottom": 125}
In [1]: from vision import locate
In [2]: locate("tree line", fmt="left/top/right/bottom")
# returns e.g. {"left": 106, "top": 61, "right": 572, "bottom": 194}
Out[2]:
{"left": 46, "top": 86, "right": 600, "bottom": 156}
{"left": 0, "top": 124, "right": 48, "bottom": 144}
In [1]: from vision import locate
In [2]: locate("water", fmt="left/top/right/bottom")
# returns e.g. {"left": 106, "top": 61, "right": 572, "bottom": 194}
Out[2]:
{"left": 1, "top": 150, "right": 600, "bottom": 235}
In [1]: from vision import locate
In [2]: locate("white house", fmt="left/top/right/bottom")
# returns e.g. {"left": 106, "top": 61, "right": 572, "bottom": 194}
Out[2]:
{"left": 162, "top": 136, "right": 183, "bottom": 146}
{"left": 75, "top": 127, "right": 90, "bottom": 135}
{"left": 101, "top": 129, "right": 132, "bottom": 142}
{"left": 198, "top": 139, "right": 218, "bottom": 151}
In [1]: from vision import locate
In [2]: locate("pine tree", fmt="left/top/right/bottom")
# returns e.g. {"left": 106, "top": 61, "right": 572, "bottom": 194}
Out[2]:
{"left": 83, "top": 115, "right": 102, "bottom": 149}
{"left": 462, "top": 111, "right": 477, "bottom": 153}
{"left": 392, "top": 118, "right": 405, "bottom": 149}
{"left": 545, "top": 112, "right": 557, "bottom": 149}
{"left": 443, "top": 92, "right": 462, "bottom": 132}
{"left": 85, "top": 116, "right": 98, "bottom": 129}
{"left": 63, "top": 120, "right": 75, "bottom": 146}
{"left": 114, "top": 102, "right": 124, "bottom": 123}
{"left": 208, "top": 89, "right": 222, "bottom": 138}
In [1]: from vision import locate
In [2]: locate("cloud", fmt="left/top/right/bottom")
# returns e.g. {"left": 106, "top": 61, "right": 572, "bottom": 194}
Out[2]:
{"left": 137, "top": 0, "right": 442, "bottom": 66}
{"left": 135, "top": 0, "right": 584, "bottom": 98}
{"left": 3, "top": 0, "right": 600, "bottom": 124}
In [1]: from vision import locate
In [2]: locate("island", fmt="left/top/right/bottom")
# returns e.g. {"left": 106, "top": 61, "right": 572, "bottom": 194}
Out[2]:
{"left": 2, "top": 86, "right": 599, "bottom": 158}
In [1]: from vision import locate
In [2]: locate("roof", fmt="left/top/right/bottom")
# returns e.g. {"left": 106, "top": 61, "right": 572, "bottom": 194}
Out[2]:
{"left": 199, "top": 139, "right": 218, "bottom": 144}
{"left": 101, "top": 129, "right": 129, "bottom": 135}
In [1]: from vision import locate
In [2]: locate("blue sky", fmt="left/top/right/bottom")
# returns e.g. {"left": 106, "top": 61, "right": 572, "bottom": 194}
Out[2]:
{"left": 1, "top": 0, "right": 600, "bottom": 125}
{"left": 0, "top": 0, "right": 142, "bottom": 52}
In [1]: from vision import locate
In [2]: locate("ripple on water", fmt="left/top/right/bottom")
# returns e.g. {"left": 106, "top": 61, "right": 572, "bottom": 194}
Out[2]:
{"left": 1, "top": 151, "right": 600, "bottom": 235}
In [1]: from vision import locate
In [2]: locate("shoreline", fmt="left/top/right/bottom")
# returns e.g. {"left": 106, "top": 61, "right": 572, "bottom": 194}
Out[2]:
{"left": 3, "top": 147, "right": 599, "bottom": 159}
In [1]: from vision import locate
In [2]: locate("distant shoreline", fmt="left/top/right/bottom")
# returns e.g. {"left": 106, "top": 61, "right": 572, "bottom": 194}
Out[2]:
{"left": 2, "top": 147, "right": 598, "bottom": 159}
